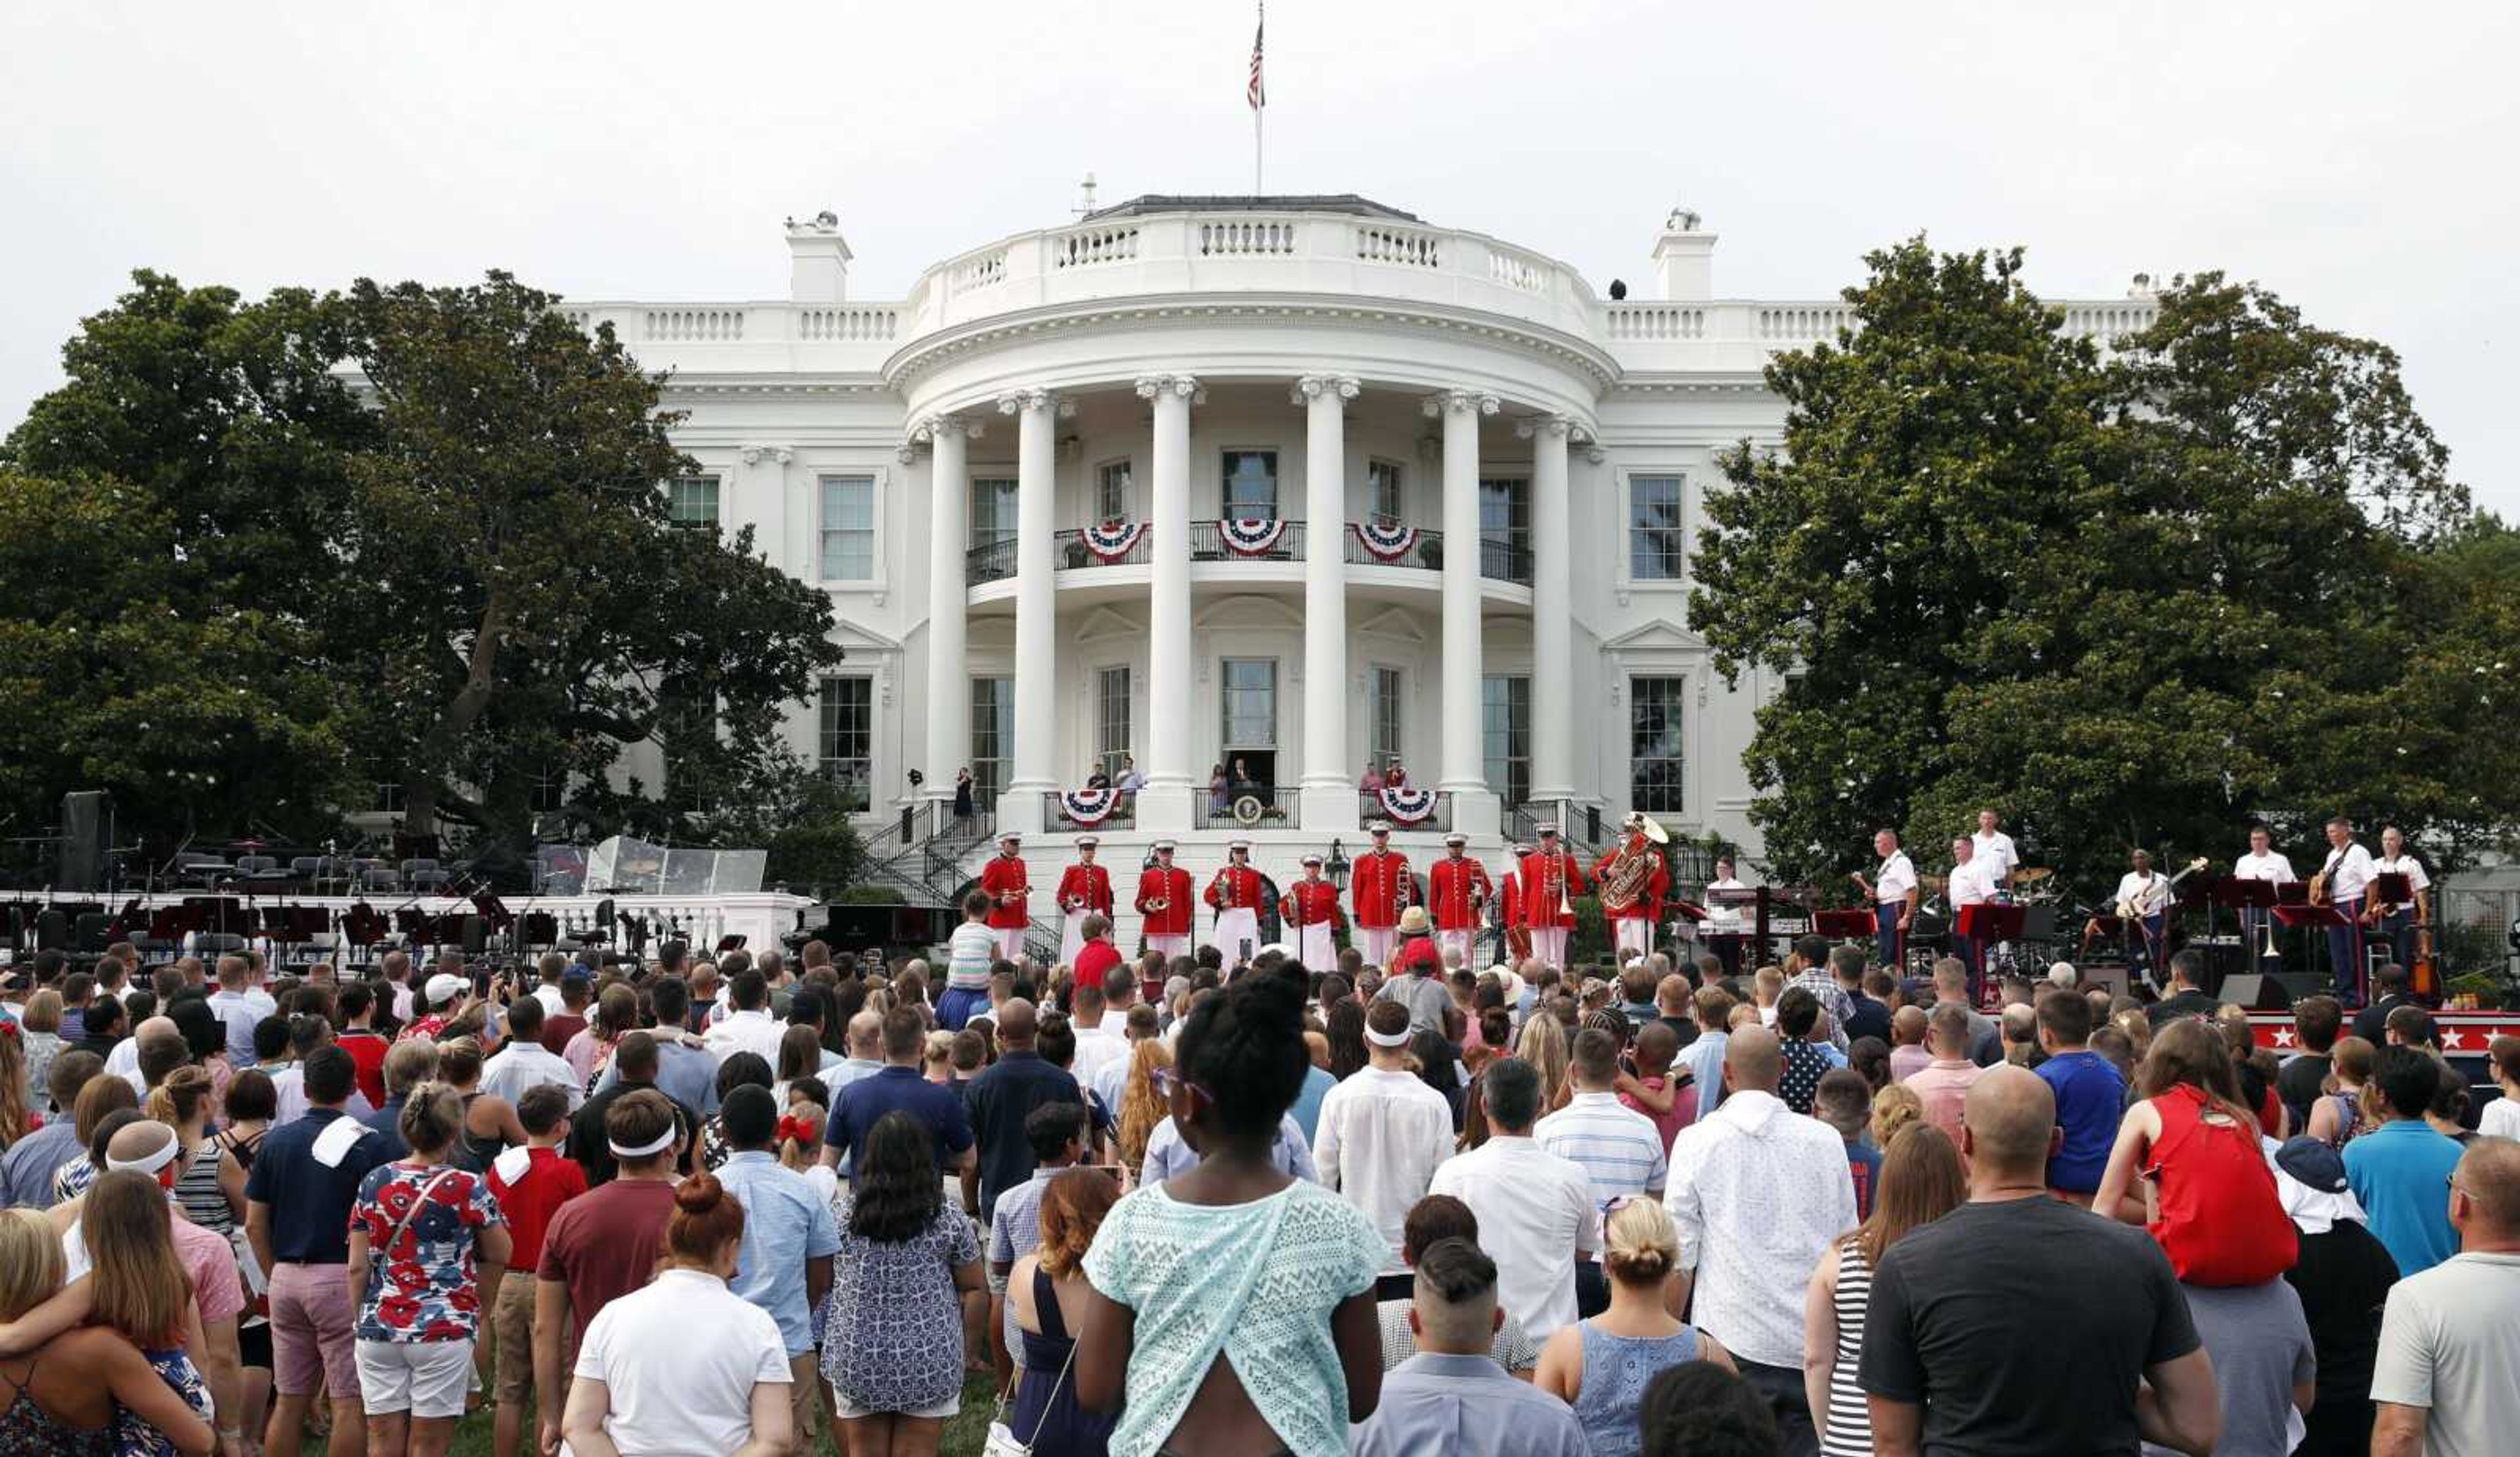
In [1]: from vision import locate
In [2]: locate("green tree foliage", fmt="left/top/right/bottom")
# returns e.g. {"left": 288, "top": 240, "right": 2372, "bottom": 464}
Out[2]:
{"left": 2, "top": 270, "right": 845, "bottom": 858}
{"left": 1690, "top": 241, "right": 2500, "bottom": 893}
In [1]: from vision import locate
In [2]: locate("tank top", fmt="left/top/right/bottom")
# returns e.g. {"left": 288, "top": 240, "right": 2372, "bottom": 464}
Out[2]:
{"left": 1821, "top": 1240, "right": 1874, "bottom": 1457}
{"left": 455, "top": 1093, "right": 503, "bottom": 1173}
{"left": 0, "top": 1357, "right": 115, "bottom": 1457}
{"left": 1572, "top": 1320, "right": 1702, "bottom": 1457}
{"left": 173, "top": 1139, "right": 231, "bottom": 1235}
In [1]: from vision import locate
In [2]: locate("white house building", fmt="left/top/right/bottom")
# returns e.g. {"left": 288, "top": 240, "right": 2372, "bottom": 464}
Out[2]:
{"left": 585, "top": 194, "right": 2156, "bottom": 914}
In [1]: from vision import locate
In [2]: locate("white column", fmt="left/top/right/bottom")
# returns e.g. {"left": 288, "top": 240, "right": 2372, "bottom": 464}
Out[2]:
{"left": 1299, "top": 373, "right": 1360, "bottom": 831}
{"left": 920, "top": 417, "right": 976, "bottom": 807}
{"left": 1135, "top": 373, "right": 1199, "bottom": 833}
{"left": 998, "top": 388, "right": 1063, "bottom": 830}
{"left": 1427, "top": 389, "right": 1499, "bottom": 836}
{"left": 1522, "top": 415, "right": 1576, "bottom": 803}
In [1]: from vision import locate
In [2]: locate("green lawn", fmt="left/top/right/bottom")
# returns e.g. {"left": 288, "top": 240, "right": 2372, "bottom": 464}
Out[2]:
{"left": 438, "top": 1372, "right": 1001, "bottom": 1456}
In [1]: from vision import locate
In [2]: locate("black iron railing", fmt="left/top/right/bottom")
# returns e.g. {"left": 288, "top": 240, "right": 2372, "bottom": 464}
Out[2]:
{"left": 1041, "top": 791, "right": 1138, "bottom": 832}
{"left": 1196, "top": 787, "right": 1302, "bottom": 830}
{"left": 1343, "top": 523, "right": 1443, "bottom": 570}
{"left": 1480, "top": 534, "right": 1534, "bottom": 585}
{"left": 1191, "top": 518, "right": 1305, "bottom": 563}
{"left": 1055, "top": 527, "right": 1152, "bottom": 570}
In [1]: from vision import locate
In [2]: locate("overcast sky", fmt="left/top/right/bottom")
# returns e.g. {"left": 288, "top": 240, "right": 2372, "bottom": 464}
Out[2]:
{"left": 6, "top": 2, "right": 2512, "bottom": 511}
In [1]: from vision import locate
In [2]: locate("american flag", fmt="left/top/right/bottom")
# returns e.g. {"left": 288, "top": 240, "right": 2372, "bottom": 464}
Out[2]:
{"left": 1247, "top": 3, "right": 1265, "bottom": 111}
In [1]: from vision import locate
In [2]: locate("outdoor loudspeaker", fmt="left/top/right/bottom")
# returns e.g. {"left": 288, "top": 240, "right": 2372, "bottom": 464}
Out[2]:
{"left": 59, "top": 790, "right": 111, "bottom": 892}
{"left": 2219, "top": 973, "right": 2322, "bottom": 1011}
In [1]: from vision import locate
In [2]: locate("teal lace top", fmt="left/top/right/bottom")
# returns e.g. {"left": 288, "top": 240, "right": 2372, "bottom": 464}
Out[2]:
{"left": 1081, "top": 1179, "right": 1385, "bottom": 1457}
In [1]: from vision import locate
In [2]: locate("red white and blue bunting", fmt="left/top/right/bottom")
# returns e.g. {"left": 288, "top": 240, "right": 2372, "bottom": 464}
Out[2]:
{"left": 1081, "top": 521, "right": 1146, "bottom": 562}
{"left": 1378, "top": 785, "right": 1440, "bottom": 826}
{"left": 1216, "top": 517, "right": 1287, "bottom": 556}
{"left": 1059, "top": 787, "right": 1121, "bottom": 826}
{"left": 1351, "top": 520, "right": 1419, "bottom": 561}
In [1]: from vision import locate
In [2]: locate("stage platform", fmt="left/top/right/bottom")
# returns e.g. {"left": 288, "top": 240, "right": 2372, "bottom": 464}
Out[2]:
{"left": 2, "top": 889, "right": 818, "bottom": 966}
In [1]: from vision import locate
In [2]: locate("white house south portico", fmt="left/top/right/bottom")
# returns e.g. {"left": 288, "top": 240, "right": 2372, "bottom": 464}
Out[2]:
{"left": 580, "top": 192, "right": 2158, "bottom": 920}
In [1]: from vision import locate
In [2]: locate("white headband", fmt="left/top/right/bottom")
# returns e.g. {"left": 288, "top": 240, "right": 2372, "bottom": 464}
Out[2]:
{"left": 608, "top": 1128, "right": 679, "bottom": 1159}
{"left": 107, "top": 1131, "right": 182, "bottom": 1177}
{"left": 1364, "top": 1024, "right": 1413, "bottom": 1048}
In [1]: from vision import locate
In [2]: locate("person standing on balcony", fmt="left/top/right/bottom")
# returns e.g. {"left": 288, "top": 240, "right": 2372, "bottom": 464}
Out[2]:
{"left": 1135, "top": 841, "right": 1195, "bottom": 965}
{"left": 1205, "top": 841, "right": 1267, "bottom": 969}
{"left": 1208, "top": 765, "right": 1230, "bottom": 816}
{"left": 1114, "top": 755, "right": 1144, "bottom": 799}
{"left": 1428, "top": 834, "right": 1493, "bottom": 971}
{"left": 1519, "top": 828, "right": 1586, "bottom": 973}
{"left": 1353, "top": 823, "right": 1414, "bottom": 967}
{"left": 952, "top": 767, "right": 975, "bottom": 822}
{"left": 1282, "top": 855, "right": 1347, "bottom": 975}
{"left": 1055, "top": 837, "right": 1116, "bottom": 969}
{"left": 980, "top": 834, "right": 1032, "bottom": 963}
{"left": 1360, "top": 759, "right": 1386, "bottom": 798}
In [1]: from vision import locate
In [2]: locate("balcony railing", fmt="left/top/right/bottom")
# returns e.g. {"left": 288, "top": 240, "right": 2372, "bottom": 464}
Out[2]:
{"left": 1196, "top": 786, "right": 1301, "bottom": 831}
{"left": 1191, "top": 519, "right": 1306, "bottom": 563}
{"left": 1343, "top": 524, "right": 1444, "bottom": 571}
{"left": 1480, "top": 534, "right": 1534, "bottom": 586}
{"left": 1041, "top": 791, "right": 1138, "bottom": 832}
{"left": 967, "top": 537, "right": 1018, "bottom": 585}
{"left": 1055, "top": 527, "right": 1152, "bottom": 570}
{"left": 1357, "top": 793, "right": 1453, "bottom": 833}
{"left": 969, "top": 521, "right": 1526, "bottom": 585}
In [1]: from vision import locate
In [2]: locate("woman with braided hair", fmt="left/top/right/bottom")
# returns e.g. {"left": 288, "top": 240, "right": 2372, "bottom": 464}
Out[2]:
{"left": 1075, "top": 965, "right": 1388, "bottom": 1457}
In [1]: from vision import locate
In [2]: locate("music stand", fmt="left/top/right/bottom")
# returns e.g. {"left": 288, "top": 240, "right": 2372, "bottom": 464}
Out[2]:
{"left": 2273, "top": 903, "right": 2351, "bottom": 988}
{"left": 1813, "top": 908, "right": 1877, "bottom": 940}
{"left": 2371, "top": 872, "right": 2411, "bottom": 908}
{"left": 1956, "top": 903, "right": 2023, "bottom": 946}
{"left": 2217, "top": 878, "right": 2278, "bottom": 966}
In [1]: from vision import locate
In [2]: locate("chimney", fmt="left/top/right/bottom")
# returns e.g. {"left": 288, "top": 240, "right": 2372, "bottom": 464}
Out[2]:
{"left": 1651, "top": 207, "right": 1716, "bottom": 301}
{"left": 786, "top": 212, "right": 853, "bottom": 303}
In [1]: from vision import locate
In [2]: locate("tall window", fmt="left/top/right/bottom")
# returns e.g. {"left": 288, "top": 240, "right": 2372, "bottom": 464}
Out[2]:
{"left": 1483, "top": 675, "right": 1530, "bottom": 809}
{"left": 818, "top": 475, "right": 873, "bottom": 580}
{"left": 1370, "top": 667, "right": 1404, "bottom": 769}
{"left": 1631, "top": 675, "right": 1687, "bottom": 814}
{"left": 1097, "top": 666, "right": 1131, "bottom": 778}
{"left": 1630, "top": 475, "right": 1687, "bottom": 581}
{"left": 668, "top": 476, "right": 719, "bottom": 531}
{"left": 970, "top": 677, "right": 1013, "bottom": 802}
{"left": 971, "top": 477, "right": 1018, "bottom": 550}
{"left": 1095, "top": 460, "right": 1133, "bottom": 524}
{"left": 817, "top": 677, "right": 873, "bottom": 811}
{"left": 1480, "top": 475, "right": 1529, "bottom": 577}
{"left": 1367, "top": 460, "right": 1404, "bottom": 525}
{"left": 1220, "top": 660, "right": 1277, "bottom": 748}
{"left": 1221, "top": 450, "right": 1278, "bottom": 520}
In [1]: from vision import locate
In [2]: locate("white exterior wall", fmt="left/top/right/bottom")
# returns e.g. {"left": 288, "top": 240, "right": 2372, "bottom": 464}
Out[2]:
{"left": 577, "top": 203, "right": 2153, "bottom": 908}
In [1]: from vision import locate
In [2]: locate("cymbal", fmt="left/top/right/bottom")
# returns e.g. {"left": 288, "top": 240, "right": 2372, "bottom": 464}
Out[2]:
{"left": 2013, "top": 867, "right": 2055, "bottom": 884}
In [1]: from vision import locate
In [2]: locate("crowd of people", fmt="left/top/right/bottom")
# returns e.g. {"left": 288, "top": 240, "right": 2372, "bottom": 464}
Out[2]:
{"left": 1, "top": 923, "right": 2516, "bottom": 1457}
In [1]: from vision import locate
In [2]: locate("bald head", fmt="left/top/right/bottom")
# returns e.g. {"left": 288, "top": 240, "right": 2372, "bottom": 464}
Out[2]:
{"left": 2452, "top": 1137, "right": 2520, "bottom": 1244}
{"left": 997, "top": 998, "right": 1038, "bottom": 1045}
{"left": 135, "top": 1015, "right": 177, "bottom": 1043}
{"left": 846, "top": 1011, "right": 882, "bottom": 1058}
{"left": 1723, "top": 1025, "right": 1783, "bottom": 1095}
{"left": 105, "top": 1118, "right": 180, "bottom": 1173}
{"left": 1962, "top": 1065, "right": 2056, "bottom": 1181}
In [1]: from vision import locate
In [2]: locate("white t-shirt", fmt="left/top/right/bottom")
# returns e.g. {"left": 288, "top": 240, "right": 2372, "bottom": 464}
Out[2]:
{"left": 2233, "top": 849, "right": 2296, "bottom": 884}
{"left": 2114, "top": 872, "right": 2169, "bottom": 918}
{"left": 2370, "top": 1251, "right": 2520, "bottom": 1457}
{"left": 1970, "top": 830, "right": 2019, "bottom": 881}
{"left": 1946, "top": 858, "right": 1999, "bottom": 909}
{"left": 1874, "top": 853, "right": 1917, "bottom": 907}
{"left": 576, "top": 1267, "right": 791, "bottom": 1455}
{"left": 2319, "top": 843, "right": 2376, "bottom": 903}
{"left": 2479, "top": 1096, "right": 2520, "bottom": 1143}
{"left": 2370, "top": 854, "right": 2431, "bottom": 914}
{"left": 1702, "top": 877, "right": 1746, "bottom": 933}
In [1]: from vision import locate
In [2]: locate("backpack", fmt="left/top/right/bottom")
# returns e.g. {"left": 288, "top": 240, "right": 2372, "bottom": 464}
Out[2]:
{"left": 2143, "top": 1084, "right": 2298, "bottom": 1286}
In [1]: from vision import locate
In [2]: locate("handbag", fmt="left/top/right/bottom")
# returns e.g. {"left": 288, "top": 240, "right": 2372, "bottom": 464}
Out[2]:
{"left": 981, "top": 1311, "right": 1078, "bottom": 1456}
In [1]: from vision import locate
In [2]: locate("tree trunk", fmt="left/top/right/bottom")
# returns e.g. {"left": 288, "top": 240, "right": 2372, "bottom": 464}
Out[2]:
{"left": 400, "top": 585, "right": 511, "bottom": 844}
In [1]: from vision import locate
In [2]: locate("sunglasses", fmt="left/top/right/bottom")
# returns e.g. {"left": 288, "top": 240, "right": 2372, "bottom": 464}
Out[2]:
{"left": 1149, "top": 1066, "right": 1215, "bottom": 1106}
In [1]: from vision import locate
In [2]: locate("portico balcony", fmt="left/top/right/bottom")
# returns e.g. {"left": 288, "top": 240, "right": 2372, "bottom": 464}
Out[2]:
{"left": 966, "top": 522, "right": 1533, "bottom": 586}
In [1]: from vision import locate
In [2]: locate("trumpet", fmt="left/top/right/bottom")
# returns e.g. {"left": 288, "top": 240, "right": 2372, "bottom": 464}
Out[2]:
{"left": 2259, "top": 910, "right": 2280, "bottom": 961}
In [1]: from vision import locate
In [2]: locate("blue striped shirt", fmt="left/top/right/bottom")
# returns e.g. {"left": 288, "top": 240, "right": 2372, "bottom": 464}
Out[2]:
{"left": 1533, "top": 1091, "right": 1669, "bottom": 1240}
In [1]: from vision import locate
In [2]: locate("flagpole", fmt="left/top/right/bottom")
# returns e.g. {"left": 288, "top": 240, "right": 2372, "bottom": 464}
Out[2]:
{"left": 1250, "top": 0, "right": 1265, "bottom": 194}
